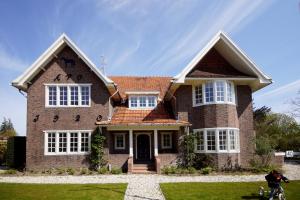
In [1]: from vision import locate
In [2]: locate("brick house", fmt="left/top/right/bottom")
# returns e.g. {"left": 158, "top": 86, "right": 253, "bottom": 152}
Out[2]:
{"left": 12, "top": 31, "right": 272, "bottom": 172}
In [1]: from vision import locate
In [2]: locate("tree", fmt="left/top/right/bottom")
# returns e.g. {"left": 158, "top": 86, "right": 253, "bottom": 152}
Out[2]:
{"left": 291, "top": 90, "right": 300, "bottom": 118}
{"left": 0, "top": 118, "right": 16, "bottom": 137}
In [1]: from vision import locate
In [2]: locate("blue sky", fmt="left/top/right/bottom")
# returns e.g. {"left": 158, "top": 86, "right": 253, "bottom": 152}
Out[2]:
{"left": 0, "top": 0, "right": 299, "bottom": 136}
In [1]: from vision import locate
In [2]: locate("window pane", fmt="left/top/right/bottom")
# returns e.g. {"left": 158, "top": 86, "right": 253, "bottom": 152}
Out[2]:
{"left": 58, "top": 132, "right": 67, "bottom": 152}
{"left": 163, "top": 134, "right": 171, "bottom": 148}
{"left": 81, "top": 132, "right": 89, "bottom": 152}
{"left": 205, "top": 83, "right": 214, "bottom": 102}
{"left": 70, "top": 132, "right": 78, "bottom": 152}
{"left": 70, "top": 86, "right": 79, "bottom": 105}
{"left": 47, "top": 133, "right": 56, "bottom": 153}
{"left": 229, "top": 130, "right": 235, "bottom": 150}
{"left": 116, "top": 135, "right": 124, "bottom": 148}
{"left": 219, "top": 130, "right": 227, "bottom": 150}
{"left": 227, "top": 82, "right": 234, "bottom": 102}
{"left": 59, "top": 86, "right": 68, "bottom": 105}
{"left": 148, "top": 96, "right": 156, "bottom": 107}
{"left": 196, "top": 131, "right": 204, "bottom": 151}
{"left": 130, "top": 97, "right": 137, "bottom": 107}
{"left": 207, "top": 130, "right": 216, "bottom": 151}
{"left": 216, "top": 81, "right": 225, "bottom": 101}
{"left": 81, "top": 86, "right": 90, "bottom": 106}
{"left": 139, "top": 96, "right": 146, "bottom": 107}
{"left": 48, "top": 86, "right": 57, "bottom": 105}
{"left": 195, "top": 85, "right": 202, "bottom": 104}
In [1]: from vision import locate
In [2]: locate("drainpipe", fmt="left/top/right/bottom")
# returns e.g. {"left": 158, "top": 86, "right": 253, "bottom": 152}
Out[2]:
{"left": 108, "top": 88, "right": 119, "bottom": 121}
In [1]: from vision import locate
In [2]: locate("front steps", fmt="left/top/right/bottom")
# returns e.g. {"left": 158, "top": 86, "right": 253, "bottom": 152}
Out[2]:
{"left": 132, "top": 163, "right": 156, "bottom": 174}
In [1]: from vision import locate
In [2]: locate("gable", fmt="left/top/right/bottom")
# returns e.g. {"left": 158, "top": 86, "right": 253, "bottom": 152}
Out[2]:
{"left": 187, "top": 48, "right": 254, "bottom": 78}
{"left": 12, "top": 34, "right": 115, "bottom": 92}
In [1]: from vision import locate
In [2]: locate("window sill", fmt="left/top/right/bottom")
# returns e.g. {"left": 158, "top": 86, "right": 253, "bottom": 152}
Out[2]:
{"left": 195, "top": 150, "right": 240, "bottom": 154}
{"left": 44, "top": 152, "right": 90, "bottom": 156}
{"left": 193, "top": 102, "right": 236, "bottom": 107}
{"left": 45, "top": 105, "right": 91, "bottom": 108}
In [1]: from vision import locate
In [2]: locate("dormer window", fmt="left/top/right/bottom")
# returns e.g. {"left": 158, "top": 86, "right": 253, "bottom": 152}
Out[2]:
{"left": 193, "top": 80, "right": 235, "bottom": 107}
{"left": 129, "top": 95, "right": 157, "bottom": 109}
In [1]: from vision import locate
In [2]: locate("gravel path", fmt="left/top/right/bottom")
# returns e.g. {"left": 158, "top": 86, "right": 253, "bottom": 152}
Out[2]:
{"left": 0, "top": 163, "right": 299, "bottom": 200}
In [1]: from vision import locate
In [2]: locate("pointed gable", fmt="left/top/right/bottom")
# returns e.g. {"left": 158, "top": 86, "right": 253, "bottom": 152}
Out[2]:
{"left": 187, "top": 48, "right": 253, "bottom": 78}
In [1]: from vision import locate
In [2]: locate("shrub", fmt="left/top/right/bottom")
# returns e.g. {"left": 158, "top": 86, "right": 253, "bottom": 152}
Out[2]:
{"left": 3, "top": 169, "right": 17, "bottom": 175}
{"left": 80, "top": 168, "right": 89, "bottom": 175}
{"left": 66, "top": 168, "right": 75, "bottom": 175}
{"left": 98, "top": 167, "right": 108, "bottom": 174}
{"left": 193, "top": 154, "right": 215, "bottom": 169}
{"left": 111, "top": 167, "right": 122, "bottom": 174}
{"left": 187, "top": 167, "right": 197, "bottom": 174}
{"left": 90, "top": 127, "right": 107, "bottom": 170}
{"left": 177, "top": 133, "right": 196, "bottom": 168}
{"left": 56, "top": 168, "right": 66, "bottom": 175}
{"left": 201, "top": 167, "right": 212, "bottom": 175}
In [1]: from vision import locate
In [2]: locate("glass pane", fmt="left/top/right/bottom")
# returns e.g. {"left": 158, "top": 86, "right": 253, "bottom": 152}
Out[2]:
{"left": 81, "top": 86, "right": 90, "bottom": 106}
{"left": 206, "top": 130, "right": 216, "bottom": 151}
{"left": 59, "top": 86, "right": 68, "bottom": 105}
{"left": 216, "top": 81, "right": 225, "bottom": 101}
{"left": 205, "top": 83, "right": 214, "bottom": 102}
{"left": 70, "top": 86, "right": 79, "bottom": 105}
{"left": 48, "top": 86, "right": 57, "bottom": 105}
{"left": 195, "top": 85, "right": 202, "bottom": 104}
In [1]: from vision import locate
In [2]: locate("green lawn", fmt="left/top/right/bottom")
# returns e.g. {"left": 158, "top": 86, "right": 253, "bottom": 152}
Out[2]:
{"left": 160, "top": 181, "right": 300, "bottom": 200}
{"left": 0, "top": 183, "right": 127, "bottom": 200}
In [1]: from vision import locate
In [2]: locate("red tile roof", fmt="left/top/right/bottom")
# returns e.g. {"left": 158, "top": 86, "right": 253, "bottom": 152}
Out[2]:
{"left": 96, "top": 104, "right": 189, "bottom": 126}
{"left": 109, "top": 76, "right": 172, "bottom": 99}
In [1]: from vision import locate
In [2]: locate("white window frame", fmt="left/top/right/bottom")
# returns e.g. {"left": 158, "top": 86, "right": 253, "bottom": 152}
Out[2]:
{"left": 45, "top": 84, "right": 92, "bottom": 107}
{"left": 194, "top": 128, "right": 240, "bottom": 153}
{"left": 114, "top": 133, "right": 126, "bottom": 150}
{"left": 161, "top": 132, "right": 172, "bottom": 149}
{"left": 128, "top": 95, "right": 158, "bottom": 109}
{"left": 44, "top": 130, "right": 92, "bottom": 155}
{"left": 192, "top": 80, "right": 236, "bottom": 107}
{"left": 195, "top": 130, "right": 204, "bottom": 151}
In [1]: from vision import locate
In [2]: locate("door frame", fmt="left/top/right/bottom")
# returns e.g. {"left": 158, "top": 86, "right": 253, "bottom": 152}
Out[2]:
{"left": 135, "top": 132, "right": 152, "bottom": 160}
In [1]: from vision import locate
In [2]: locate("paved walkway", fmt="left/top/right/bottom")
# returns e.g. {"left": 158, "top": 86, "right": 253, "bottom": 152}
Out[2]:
{"left": 0, "top": 163, "right": 299, "bottom": 200}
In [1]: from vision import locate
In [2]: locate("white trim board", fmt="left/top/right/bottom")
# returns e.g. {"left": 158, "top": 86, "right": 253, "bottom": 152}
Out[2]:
{"left": 12, "top": 33, "right": 114, "bottom": 91}
{"left": 172, "top": 31, "right": 272, "bottom": 91}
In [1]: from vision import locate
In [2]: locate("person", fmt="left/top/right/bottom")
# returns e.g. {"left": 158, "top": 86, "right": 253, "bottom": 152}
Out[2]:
{"left": 265, "top": 170, "right": 289, "bottom": 200}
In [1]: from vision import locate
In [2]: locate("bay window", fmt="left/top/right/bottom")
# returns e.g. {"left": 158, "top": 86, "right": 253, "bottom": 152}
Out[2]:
{"left": 46, "top": 84, "right": 91, "bottom": 107}
{"left": 44, "top": 130, "right": 91, "bottom": 155}
{"left": 194, "top": 128, "right": 239, "bottom": 153}
{"left": 193, "top": 80, "right": 235, "bottom": 106}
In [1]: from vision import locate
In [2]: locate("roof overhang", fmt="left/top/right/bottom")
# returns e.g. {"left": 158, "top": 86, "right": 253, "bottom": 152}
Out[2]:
{"left": 11, "top": 33, "right": 115, "bottom": 92}
{"left": 172, "top": 31, "right": 272, "bottom": 92}
{"left": 125, "top": 91, "right": 160, "bottom": 95}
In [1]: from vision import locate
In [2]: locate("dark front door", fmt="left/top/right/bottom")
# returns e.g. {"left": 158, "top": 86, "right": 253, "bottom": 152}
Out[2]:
{"left": 137, "top": 134, "right": 150, "bottom": 162}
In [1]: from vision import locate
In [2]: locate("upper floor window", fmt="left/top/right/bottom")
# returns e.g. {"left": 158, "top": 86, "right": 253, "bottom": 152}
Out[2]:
{"left": 193, "top": 80, "right": 235, "bottom": 106}
{"left": 45, "top": 84, "right": 91, "bottom": 107}
{"left": 194, "top": 128, "right": 239, "bottom": 153}
{"left": 129, "top": 95, "right": 157, "bottom": 109}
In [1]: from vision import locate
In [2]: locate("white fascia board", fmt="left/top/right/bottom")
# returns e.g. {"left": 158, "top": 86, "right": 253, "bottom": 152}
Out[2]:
{"left": 12, "top": 33, "right": 114, "bottom": 91}
{"left": 173, "top": 30, "right": 272, "bottom": 85}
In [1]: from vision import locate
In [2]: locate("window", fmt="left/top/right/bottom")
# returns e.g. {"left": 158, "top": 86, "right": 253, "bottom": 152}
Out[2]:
{"left": 58, "top": 132, "right": 67, "bottom": 153}
{"left": 139, "top": 96, "right": 147, "bottom": 107}
{"left": 47, "top": 133, "right": 56, "bottom": 153}
{"left": 46, "top": 84, "right": 91, "bottom": 107}
{"left": 193, "top": 81, "right": 235, "bottom": 106}
{"left": 206, "top": 130, "right": 216, "bottom": 151}
{"left": 194, "top": 85, "right": 203, "bottom": 105}
{"left": 219, "top": 130, "right": 227, "bottom": 151}
{"left": 70, "top": 86, "right": 79, "bottom": 105}
{"left": 44, "top": 130, "right": 91, "bottom": 155}
{"left": 216, "top": 81, "right": 225, "bottom": 102}
{"left": 59, "top": 86, "right": 68, "bottom": 106}
{"left": 81, "top": 86, "right": 90, "bottom": 106}
{"left": 195, "top": 131, "right": 204, "bottom": 151}
{"left": 70, "top": 132, "right": 78, "bottom": 152}
{"left": 48, "top": 86, "right": 57, "bottom": 106}
{"left": 148, "top": 96, "right": 156, "bottom": 107}
{"left": 161, "top": 132, "right": 172, "bottom": 149}
{"left": 81, "top": 132, "right": 89, "bottom": 152}
{"left": 130, "top": 97, "right": 138, "bottom": 107}
{"left": 129, "top": 95, "right": 157, "bottom": 109}
{"left": 229, "top": 130, "right": 236, "bottom": 150}
{"left": 194, "top": 128, "right": 239, "bottom": 153}
{"left": 114, "top": 133, "right": 125, "bottom": 150}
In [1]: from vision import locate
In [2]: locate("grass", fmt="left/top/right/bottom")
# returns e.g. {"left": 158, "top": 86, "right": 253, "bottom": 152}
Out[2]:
{"left": 160, "top": 181, "right": 300, "bottom": 200}
{"left": 0, "top": 183, "right": 127, "bottom": 200}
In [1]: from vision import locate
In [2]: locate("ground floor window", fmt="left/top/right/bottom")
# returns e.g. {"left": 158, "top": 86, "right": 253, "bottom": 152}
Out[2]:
{"left": 114, "top": 133, "right": 125, "bottom": 150}
{"left": 44, "top": 130, "right": 91, "bottom": 155}
{"left": 194, "top": 128, "right": 239, "bottom": 153}
{"left": 161, "top": 132, "right": 172, "bottom": 149}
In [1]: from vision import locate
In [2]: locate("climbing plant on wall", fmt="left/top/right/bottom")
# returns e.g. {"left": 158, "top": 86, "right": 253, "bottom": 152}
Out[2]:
{"left": 90, "top": 127, "right": 107, "bottom": 170}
